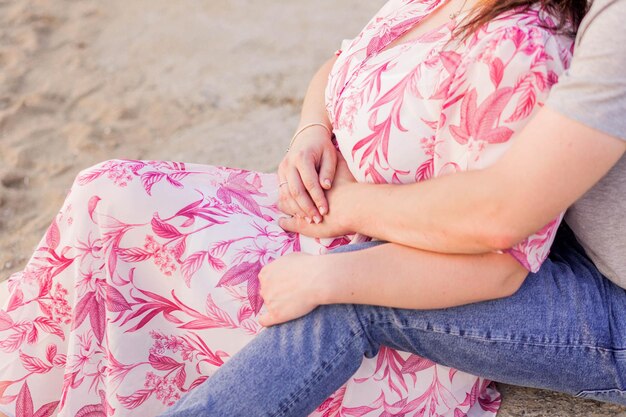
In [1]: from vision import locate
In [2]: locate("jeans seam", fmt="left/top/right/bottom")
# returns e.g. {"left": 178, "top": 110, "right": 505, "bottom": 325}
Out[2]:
{"left": 576, "top": 388, "right": 626, "bottom": 397}
{"left": 380, "top": 321, "right": 620, "bottom": 353}
{"left": 270, "top": 327, "right": 365, "bottom": 417}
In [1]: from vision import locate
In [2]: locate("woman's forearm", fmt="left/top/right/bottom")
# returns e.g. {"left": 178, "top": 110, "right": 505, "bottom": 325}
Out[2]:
{"left": 317, "top": 242, "right": 527, "bottom": 309}
{"left": 297, "top": 56, "right": 337, "bottom": 130}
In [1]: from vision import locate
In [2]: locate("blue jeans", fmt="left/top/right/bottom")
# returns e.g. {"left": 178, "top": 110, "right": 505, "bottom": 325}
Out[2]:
{"left": 159, "top": 225, "right": 626, "bottom": 416}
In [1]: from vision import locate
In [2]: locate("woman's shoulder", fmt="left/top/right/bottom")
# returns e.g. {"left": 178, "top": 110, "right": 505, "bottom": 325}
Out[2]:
{"left": 460, "top": 6, "right": 575, "bottom": 68}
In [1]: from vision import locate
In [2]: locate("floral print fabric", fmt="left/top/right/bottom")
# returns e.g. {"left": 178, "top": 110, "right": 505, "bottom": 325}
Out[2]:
{"left": 0, "top": 1, "right": 572, "bottom": 416}
{"left": 326, "top": 0, "right": 572, "bottom": 271}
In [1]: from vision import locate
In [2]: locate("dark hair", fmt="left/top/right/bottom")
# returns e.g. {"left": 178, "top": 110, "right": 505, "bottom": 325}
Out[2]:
{"left": 458, "top": 0, "right": 590, "bottom": 39}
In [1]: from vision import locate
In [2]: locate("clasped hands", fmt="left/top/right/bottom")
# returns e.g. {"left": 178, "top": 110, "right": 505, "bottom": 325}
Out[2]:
{"left": 258, "top": 127, "right": 356, "bottom": 327}
{"left": 277, "top": 130, "right": 355, "bottom": 238}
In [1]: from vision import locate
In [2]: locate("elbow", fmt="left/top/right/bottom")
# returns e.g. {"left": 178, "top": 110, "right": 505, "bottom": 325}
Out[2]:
{"left": 496, "top": 264, "right": 529, "bottom": 299}
{"left": 478, "top": 198, "right": 530, "bottom": 252}
{"left": 476, "top": 216, "right": 525, "bottom": 252}
{"left": 475, "top": 170, "right": 530, "bottom": 252}
{"left": 478, "top": 225, "right": 525, "bottom": 253}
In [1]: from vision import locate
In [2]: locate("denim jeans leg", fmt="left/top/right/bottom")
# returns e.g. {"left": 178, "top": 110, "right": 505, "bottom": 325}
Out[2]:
{"left": 358, "top": 235, "right": 626, "bottom": 404}
{"left": 158, "top": 302, "right": 375, "bottom": 417}
{"left": 354, "top": 225, "right": 626, "bottom": 405}
{"left": 159, "top": 227, "right": 626, "bottom": 416}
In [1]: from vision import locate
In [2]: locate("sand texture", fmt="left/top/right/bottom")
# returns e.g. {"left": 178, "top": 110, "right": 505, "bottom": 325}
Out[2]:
{"left": 0, "top": 0, "right": 623, "bottom": 415}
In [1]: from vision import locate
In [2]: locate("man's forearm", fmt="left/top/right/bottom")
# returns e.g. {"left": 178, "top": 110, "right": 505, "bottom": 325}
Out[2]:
{"left": 318, "top": 243, "right": 527, "bottom": 309}
{"left": 339, "top": 172, "right": 501, "bottom": 254}
{"left": 339, "top": 107, "right": 626, "bottom": 254}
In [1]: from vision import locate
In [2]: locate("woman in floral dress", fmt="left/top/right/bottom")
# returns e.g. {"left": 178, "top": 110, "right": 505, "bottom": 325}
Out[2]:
{"left": 0, "top": 0, "right": 584, "bottom": 416}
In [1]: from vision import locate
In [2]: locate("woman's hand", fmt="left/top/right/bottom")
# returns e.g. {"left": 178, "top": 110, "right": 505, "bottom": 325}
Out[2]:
{"left": 277, "top": 126, "right": 337, "bottom": 223}
{"left": 258, "top": 252, "right": 328, "bottom": 326}
{"left": 279, "top": 151, "right": 356, "bottom": 238}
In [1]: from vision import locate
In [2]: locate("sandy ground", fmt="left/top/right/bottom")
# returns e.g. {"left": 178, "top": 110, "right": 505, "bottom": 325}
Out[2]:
{"left": 0, "top": 0, "right": 624, "bottom": 415}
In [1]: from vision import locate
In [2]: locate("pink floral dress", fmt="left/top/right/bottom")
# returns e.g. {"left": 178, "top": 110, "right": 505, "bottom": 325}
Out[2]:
{"left": 0, "top": 1, "right": 573, "bottom": 416}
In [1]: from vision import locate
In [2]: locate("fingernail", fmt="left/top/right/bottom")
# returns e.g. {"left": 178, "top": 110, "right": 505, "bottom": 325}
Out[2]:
{"left": 319, "top": 206, "right": 327, "bottom": 215}
{"left": 323, "top": 179, "right": 332, "bottom": 188}
{"left": 313, "top": 216, "right": 322, "bottom": 224}
{"left": 305, "top": 217, "right": 312, "bottom": 224}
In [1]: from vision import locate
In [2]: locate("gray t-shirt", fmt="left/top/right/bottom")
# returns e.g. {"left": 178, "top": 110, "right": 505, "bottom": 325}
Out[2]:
{"left": 546, "top": 0, "right": 626, "bottom": 287}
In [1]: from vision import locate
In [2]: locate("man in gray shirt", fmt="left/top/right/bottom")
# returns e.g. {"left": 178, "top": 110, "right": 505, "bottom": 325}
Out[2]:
{"left": 160, "top": 0, "right": 626, "bottom": 415}
{"left": 549, "top": 0, "right": 626, "bottom": 287}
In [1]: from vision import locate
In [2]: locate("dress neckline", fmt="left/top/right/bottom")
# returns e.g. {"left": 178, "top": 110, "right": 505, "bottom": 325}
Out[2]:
{"left": 373, "top": 0, "right": 469, "bottom": 56}
{"left": 377, "top": 19, "right": 454, "bottom": 55}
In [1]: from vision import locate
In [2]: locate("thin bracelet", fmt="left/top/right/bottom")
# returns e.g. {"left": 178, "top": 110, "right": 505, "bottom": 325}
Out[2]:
{"left": 287, "top": 122, "right": 332, "bottom": 152}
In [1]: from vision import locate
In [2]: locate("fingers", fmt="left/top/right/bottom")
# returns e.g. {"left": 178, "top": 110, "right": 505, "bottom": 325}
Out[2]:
{"left": 318, "top": 148, "right": 337, "bottom": 191}
{"left": 278, "top": 216, "right": 303, "bottom": 233}
{"left": 259, "top": 271, "right": 280, "bottom": 327}
{"left": 278, "top": 145, "right": 335, "bottom": 221}
{"left": 257, "top": 313, "right": 275, "bottom": 327}
{"left": 277, "top": 183, "right": 302, "bottom": 217}
{"left": 277, "top": 164, "right": 307, "bottom": 219}
{"left": 258, "top": 309, "right": 289, "bottom": 327}
{"left": 286, "top": 166, "right": 322, "bottom": 223}
{"left": 296, "top": 157, "right": 329, "bottom": 217}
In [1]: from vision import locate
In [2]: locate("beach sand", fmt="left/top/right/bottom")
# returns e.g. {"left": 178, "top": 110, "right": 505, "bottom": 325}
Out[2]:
{"left": 0, "top": 0, "right": 622, "bottom": 415}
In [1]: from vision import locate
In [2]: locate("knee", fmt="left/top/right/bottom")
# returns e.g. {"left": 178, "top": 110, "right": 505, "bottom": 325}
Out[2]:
{"left": 313, "top": 303, "right": 365, "bottom": 335}
{"left": 63, "top": 159, "right": 147, "bottom": 217}
{"left": 267, "top": 304, "right": 363, "bottom": 345}
{"left": 73, "top": 159, "right": 139, "bottom": 189}
{"left": 310, "top": 304, "right": 380, "bottom": 358}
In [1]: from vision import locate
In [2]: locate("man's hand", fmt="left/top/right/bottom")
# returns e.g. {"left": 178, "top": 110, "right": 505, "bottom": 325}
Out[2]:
{"left": 278, "top": 151, "right": 356, "bottom": 238}
{"left": 258, "top": 252, "right": 328, "bottom": 326}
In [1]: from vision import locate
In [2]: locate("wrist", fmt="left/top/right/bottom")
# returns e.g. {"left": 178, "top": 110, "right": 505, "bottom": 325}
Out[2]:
{"left": 292, "top": 126, "right": 333, "bottom": 145}
{"left": 333, "top": 182, "right": 361, "bottom": 234}
{"left": 313, "top": 253, "right": 344, "bottom": 305}
{"left": 289, "top": 122, "right": 333, "bottom": 152}
{"left": 297, "top": 119, "right": 332, "bottom": 132}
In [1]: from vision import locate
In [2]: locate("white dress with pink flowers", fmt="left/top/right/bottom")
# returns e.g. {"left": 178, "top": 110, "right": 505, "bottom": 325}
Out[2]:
{"left": 0, "top": 1, "right": 573, "bottom": 416}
